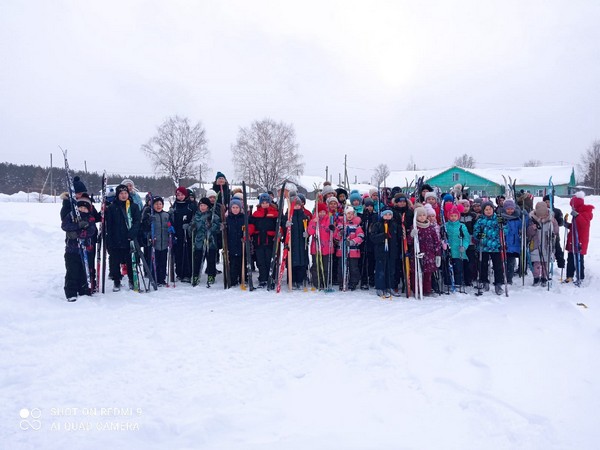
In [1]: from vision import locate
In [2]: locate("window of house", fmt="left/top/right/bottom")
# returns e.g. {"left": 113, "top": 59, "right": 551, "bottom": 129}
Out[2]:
{"left": 536, "top": 189, "right": 544, "bottom": 197}
{"left": 452, "top": 173, "right": 460, "bottom": 182}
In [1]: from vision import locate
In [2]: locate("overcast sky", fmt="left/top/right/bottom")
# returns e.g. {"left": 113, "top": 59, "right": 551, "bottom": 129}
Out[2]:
{"left": 1, "top": 0, "right": 599, "bottom": 184}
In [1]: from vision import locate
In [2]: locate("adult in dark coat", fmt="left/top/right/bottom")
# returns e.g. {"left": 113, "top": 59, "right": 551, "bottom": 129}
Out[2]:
{"left": 105, "top": 184, "right": 140, "bottom": 290}
{"left": 370, "top": 209, "right": 401, "bottom": 296}
{"left": 286, "top": 197, "right": 311, "bottom": 288}
{"left": 169, "top": 186, "right": 195, "bottom": 282}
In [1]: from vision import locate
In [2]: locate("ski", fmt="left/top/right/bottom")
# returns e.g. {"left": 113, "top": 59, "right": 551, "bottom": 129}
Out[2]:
{"left": 268, "top": 182, "right": 287, "bottom": 290}
{"left": 242, "top": 181, "right": 255, "bottom": 291}
{"left": 61, "top": 148, "right": 92, "bottom": 294}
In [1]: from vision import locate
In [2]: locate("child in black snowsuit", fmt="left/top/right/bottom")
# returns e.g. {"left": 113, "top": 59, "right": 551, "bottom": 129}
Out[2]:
{"left": 370, "top": 209, "right": 401, "bottom": 298}
{"left": 61, "top": 195, "right": 97, "bottom": 301}
{"left": 286, "top": 196, "right": 311, "bottom": 289}
{"left": 141, "top": 196, "right": 171, "bottom": 286}
{"left": 105, "top": 184, "right": 140, "bottom": 291}
{"left": 226, "top": 198, "right": 245, "bottom": 287}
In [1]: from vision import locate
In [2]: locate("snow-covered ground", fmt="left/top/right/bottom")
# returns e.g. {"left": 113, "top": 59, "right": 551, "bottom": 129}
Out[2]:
{"left": 1, "top": 197, "right": 599, "bottom": 450}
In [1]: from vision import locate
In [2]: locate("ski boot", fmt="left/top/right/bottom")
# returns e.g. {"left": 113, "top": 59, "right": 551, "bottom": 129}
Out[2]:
{"left": 494, "top": 284, "right": 504, "bottom": 295}
{"left": 112, "top": 279, "right": 121, "bottom": 292}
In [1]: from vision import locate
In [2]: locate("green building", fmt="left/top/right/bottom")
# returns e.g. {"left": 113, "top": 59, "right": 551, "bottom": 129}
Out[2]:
{"left": 425, "top": 165, "right": 576, "bottom": 198}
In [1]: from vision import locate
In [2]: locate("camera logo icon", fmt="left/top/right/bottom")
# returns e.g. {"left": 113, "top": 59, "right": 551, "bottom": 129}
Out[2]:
{"left": 19, "top": 408, "right": 42, "bottom": 431}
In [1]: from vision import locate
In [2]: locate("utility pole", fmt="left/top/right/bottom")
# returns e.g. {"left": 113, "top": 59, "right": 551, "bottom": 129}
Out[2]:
{"left": 84, "top": 160, "right": 88, "bottom": 173}
{"left": 50, "top": 153, "right": 53, "bottom": 202}
{"left": 325, "top": 166, "right": 328, "bottom": 182}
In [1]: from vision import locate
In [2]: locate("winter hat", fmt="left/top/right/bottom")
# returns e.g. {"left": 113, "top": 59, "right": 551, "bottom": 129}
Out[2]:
{"left": 503, "top": 199, "right": 516, "bottom": 210}
{"left": 199, "top": 197, "right": 212, "bottom": 208}
{"left": 394, "top": 194, "right": 408, "bottom": 203}
{"left": 233, "top": 192, "right": 244, "bottom": 200}
{"left": 472, "top": 197, "right": 483, "bottom": 205}
{"left": 291, "top": 196, "right": 303, "bottom": 206}
{"left": 298, "top": 193, "right": 306, "bottom": 204}
{"left": 258, "top": 193, "right": 271, "bottom": 204}
{"left": 73, "top": 176, "right": 87, "bottom": 194}
{"left": 380, "top": 208, "right": 393, "bottom": 218}
{"left": 447, "top": 205, "right": 462, "bottom": 218}
{"left": 481, "top": 200, "right": 494, "bottom": 212}
{"left": 121, "top": 178, "right": 134, "bottom": 187}
{"left": 424, "top": 192, "right": 437, "bottom": 201}
{"left": 77, "top": 193, "right": 92, "bottom": 208}
{"left": 215, "top": 171, "right": 226, "bottom": 181}
{"left": 414, "top": 206, "right": 427, "bottom": 218}
{"left": 442, "top": 193, "right": 454, "bottom": 203}
{"left": 116, "top": 184, "right": 129, "bottom": 195}
{"left": 459, "top": 199, "right": 470, "bottom": 208}
{"left": 349, "top": 190, "right": 362, "bottom": 204}
{"left": 363, "top": 198, "right": 374, "bottom": 207}
{"left": 187, "top": 189, "right": 196, "bottom": 199}
{"left": 369, "top": 187, "right": 378, "bottom": 196}
{"left": 534, "top": 201, "right": 549, "bottom": 217}
{"left": 229, "top": 198, "right": 243, "bottom": 211}
{"left": 176, "top": 186, "right": 188, "bottom": 197}
{"left": 570, "top": 191, "right": 585, "bottom": 210}
{"left": 336, "top": 188, "right": 348, "bottom": 198}
{"left": 317, "top": 202, "right": 328, "bottom": 213}
{"left": 424, "top": 204, "right": 436, "bottom": 216}
{"left": 322, "top": 185, "right": 335, "bottom": 196}
{"left": 206, "top": 189, "right": 217, "bottom": 198}
{"left": 145, "top": 193, "right": 152, "bottom": 203}
{"left": 391, "top": 186, "right": 402, "bottom": 197}
{"left": 344, "top": 206, "right": 355, "bottom": 215}
{"left": 326, "top": 196, "right": 339, "bottom": 206}
{"left": 420, "top": 183, "right": 433, "bottom": 194}
{"left": 153, "top": 196, "right": 164, "bottom": 205}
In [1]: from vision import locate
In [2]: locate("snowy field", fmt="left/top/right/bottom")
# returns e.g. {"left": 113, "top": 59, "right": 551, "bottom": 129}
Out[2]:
{"left": 1, "top": 197, "right": 599, "bottom": 450}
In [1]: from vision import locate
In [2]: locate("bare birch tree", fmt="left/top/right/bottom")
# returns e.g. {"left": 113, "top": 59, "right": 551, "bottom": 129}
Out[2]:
{"left": 454, "top": 153, "right": 476, "bottom": 168}
{"left": 523, "top": 159, "right": 542, "bottom": 167}
{"left": 373, "top": 164, "right": 390, "bottom": 186}
{"left": 232, "top": 118, "right": 304, "bottom": 192}
{"left": 141, "top": 115, "right": 210, "bottom": 187}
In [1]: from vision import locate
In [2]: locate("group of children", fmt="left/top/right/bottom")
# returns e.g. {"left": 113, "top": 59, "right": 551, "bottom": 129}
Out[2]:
{"left": 61, "top": 173, "right": 594, "bottom": 301}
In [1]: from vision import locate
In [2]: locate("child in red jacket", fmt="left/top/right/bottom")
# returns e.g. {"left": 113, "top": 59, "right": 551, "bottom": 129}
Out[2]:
{"left": 565, "top": 191, "right": 594, "bottom": 282}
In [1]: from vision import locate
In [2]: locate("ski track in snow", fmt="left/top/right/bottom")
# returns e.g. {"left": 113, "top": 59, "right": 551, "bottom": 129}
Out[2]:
{"left": 1, "top": 200, "right": 599, "bottom": 450}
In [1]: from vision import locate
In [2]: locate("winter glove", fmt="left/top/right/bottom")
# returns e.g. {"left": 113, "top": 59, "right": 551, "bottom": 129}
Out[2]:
{"left": 410, "top": 228, "right": 418, "bottom": 238}
{"left": 78, "top": 220, "right": 89, "bottom": 229}
{"left": 286, "top": 220, "right": 293, "bottom": 227}
{"left": 348, "top": 239, "right": 356, "bottom": 246}
{"left": 182, "top": 223, "right": 190, "bottom": 231}
{"left": 220, "top": 223, "right": 225, "bottom": 231}
{"left": 328, "top": 224, "right": 335, "bottom": 231}
{"left": 441, "top": 241, "right": 448, "bottom": 251}
{"left": 66, "top": 231, "right": 78, "bottom": 240}
{"left": 459, "top": 245, "right": 465, "bottom": 253}
{"left": 571, "top": 210, "right": 579, "bottom": 218}
{"left": 435, "top": 256, "right": 441, "bottom": 267}
{"left": 302, "top": 231, "right": 308, "bottom": 238}
{"left": 168, "top": 225, "right": 176, "bottom": 234}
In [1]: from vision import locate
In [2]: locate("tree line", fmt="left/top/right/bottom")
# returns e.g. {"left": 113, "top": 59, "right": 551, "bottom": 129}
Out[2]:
{"left": 0, "top": 162, "right": 197, "bottom": 197}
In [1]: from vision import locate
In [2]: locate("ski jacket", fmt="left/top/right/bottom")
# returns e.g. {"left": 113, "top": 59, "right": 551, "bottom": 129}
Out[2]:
{"left": 226, "top": 212, "right": 245, "bottom": 257}
{"left": 410, "top": 221, "right": 441, "bottom": 273}
{"left": 169, "top": 200, "right": 195, "bottom": 240}
{"left": 358, "top": 209, "right": 378, "bottom": 253}
{"left": 500, "top": 207, "right": 527, "bottom": 255}
{"left": 192, "top": 209, "right": 220, "bottom": 251}
{"left": 307, "top": 214, "right": 335, "bottom": 256}
{"left": 459, "top": 211, "right": 478, "bottom": 246}
{"left": 59, "top": 192, "right": 101, "bottom": 222}
{"left": 566, "top": 203, "right": 594, "bottom": 255}
{"left": 334, "top": 216, "right": 364, "bottom": 258}
{"left": 141, "top": 209, "right": 171, "bottom": 252}
{"left": 392, "top": 205, "right": 414, "bottom": 229}
{"left": 473, "top": 213, "right": 506, "bottom": 253}
{"left": 248, "top": 205, "right": 279, "bottom": 247}
{"left": 443, "top": 220, "right": 470, "bottom": 260}
{"left": 105, "top": 199, "right": 140, "bottom": 250}
{"left": 527, "top": 211, "right": 559, "bottom": 262}
{"left": 284, "top": 208, "right": 311, "bottom": 267}
{"left": 61, "top": 211, "right": 97, "bottom": 254}
{"left": 370, "top": 219, "right": 400, "bottom": 260}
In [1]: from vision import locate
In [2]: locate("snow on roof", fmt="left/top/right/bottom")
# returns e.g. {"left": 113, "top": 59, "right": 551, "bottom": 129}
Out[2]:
{"left": 450, "top": 165, "right": 574, "bottom": 186}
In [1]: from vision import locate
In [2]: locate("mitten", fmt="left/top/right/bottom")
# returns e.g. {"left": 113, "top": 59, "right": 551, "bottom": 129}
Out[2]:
{"left": 168, "top": 225, "right": 176, "bottom": 234}
{"left": 286, "top": 220, "right": 293, "bottom": 227}
{"left": 182, "top": 223, "right": 190, "bottom": 231}
{"left": 329, "top": 224, "right": 335, "bottom": 231}
{"left": 435, "top": 256, "right": 441, "bottom": 267}
{"left": 78, "top": 220, "right": 89, "bottom": 229}
{"left": 410, "top": 228, "right": 418, "bottom": 238}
